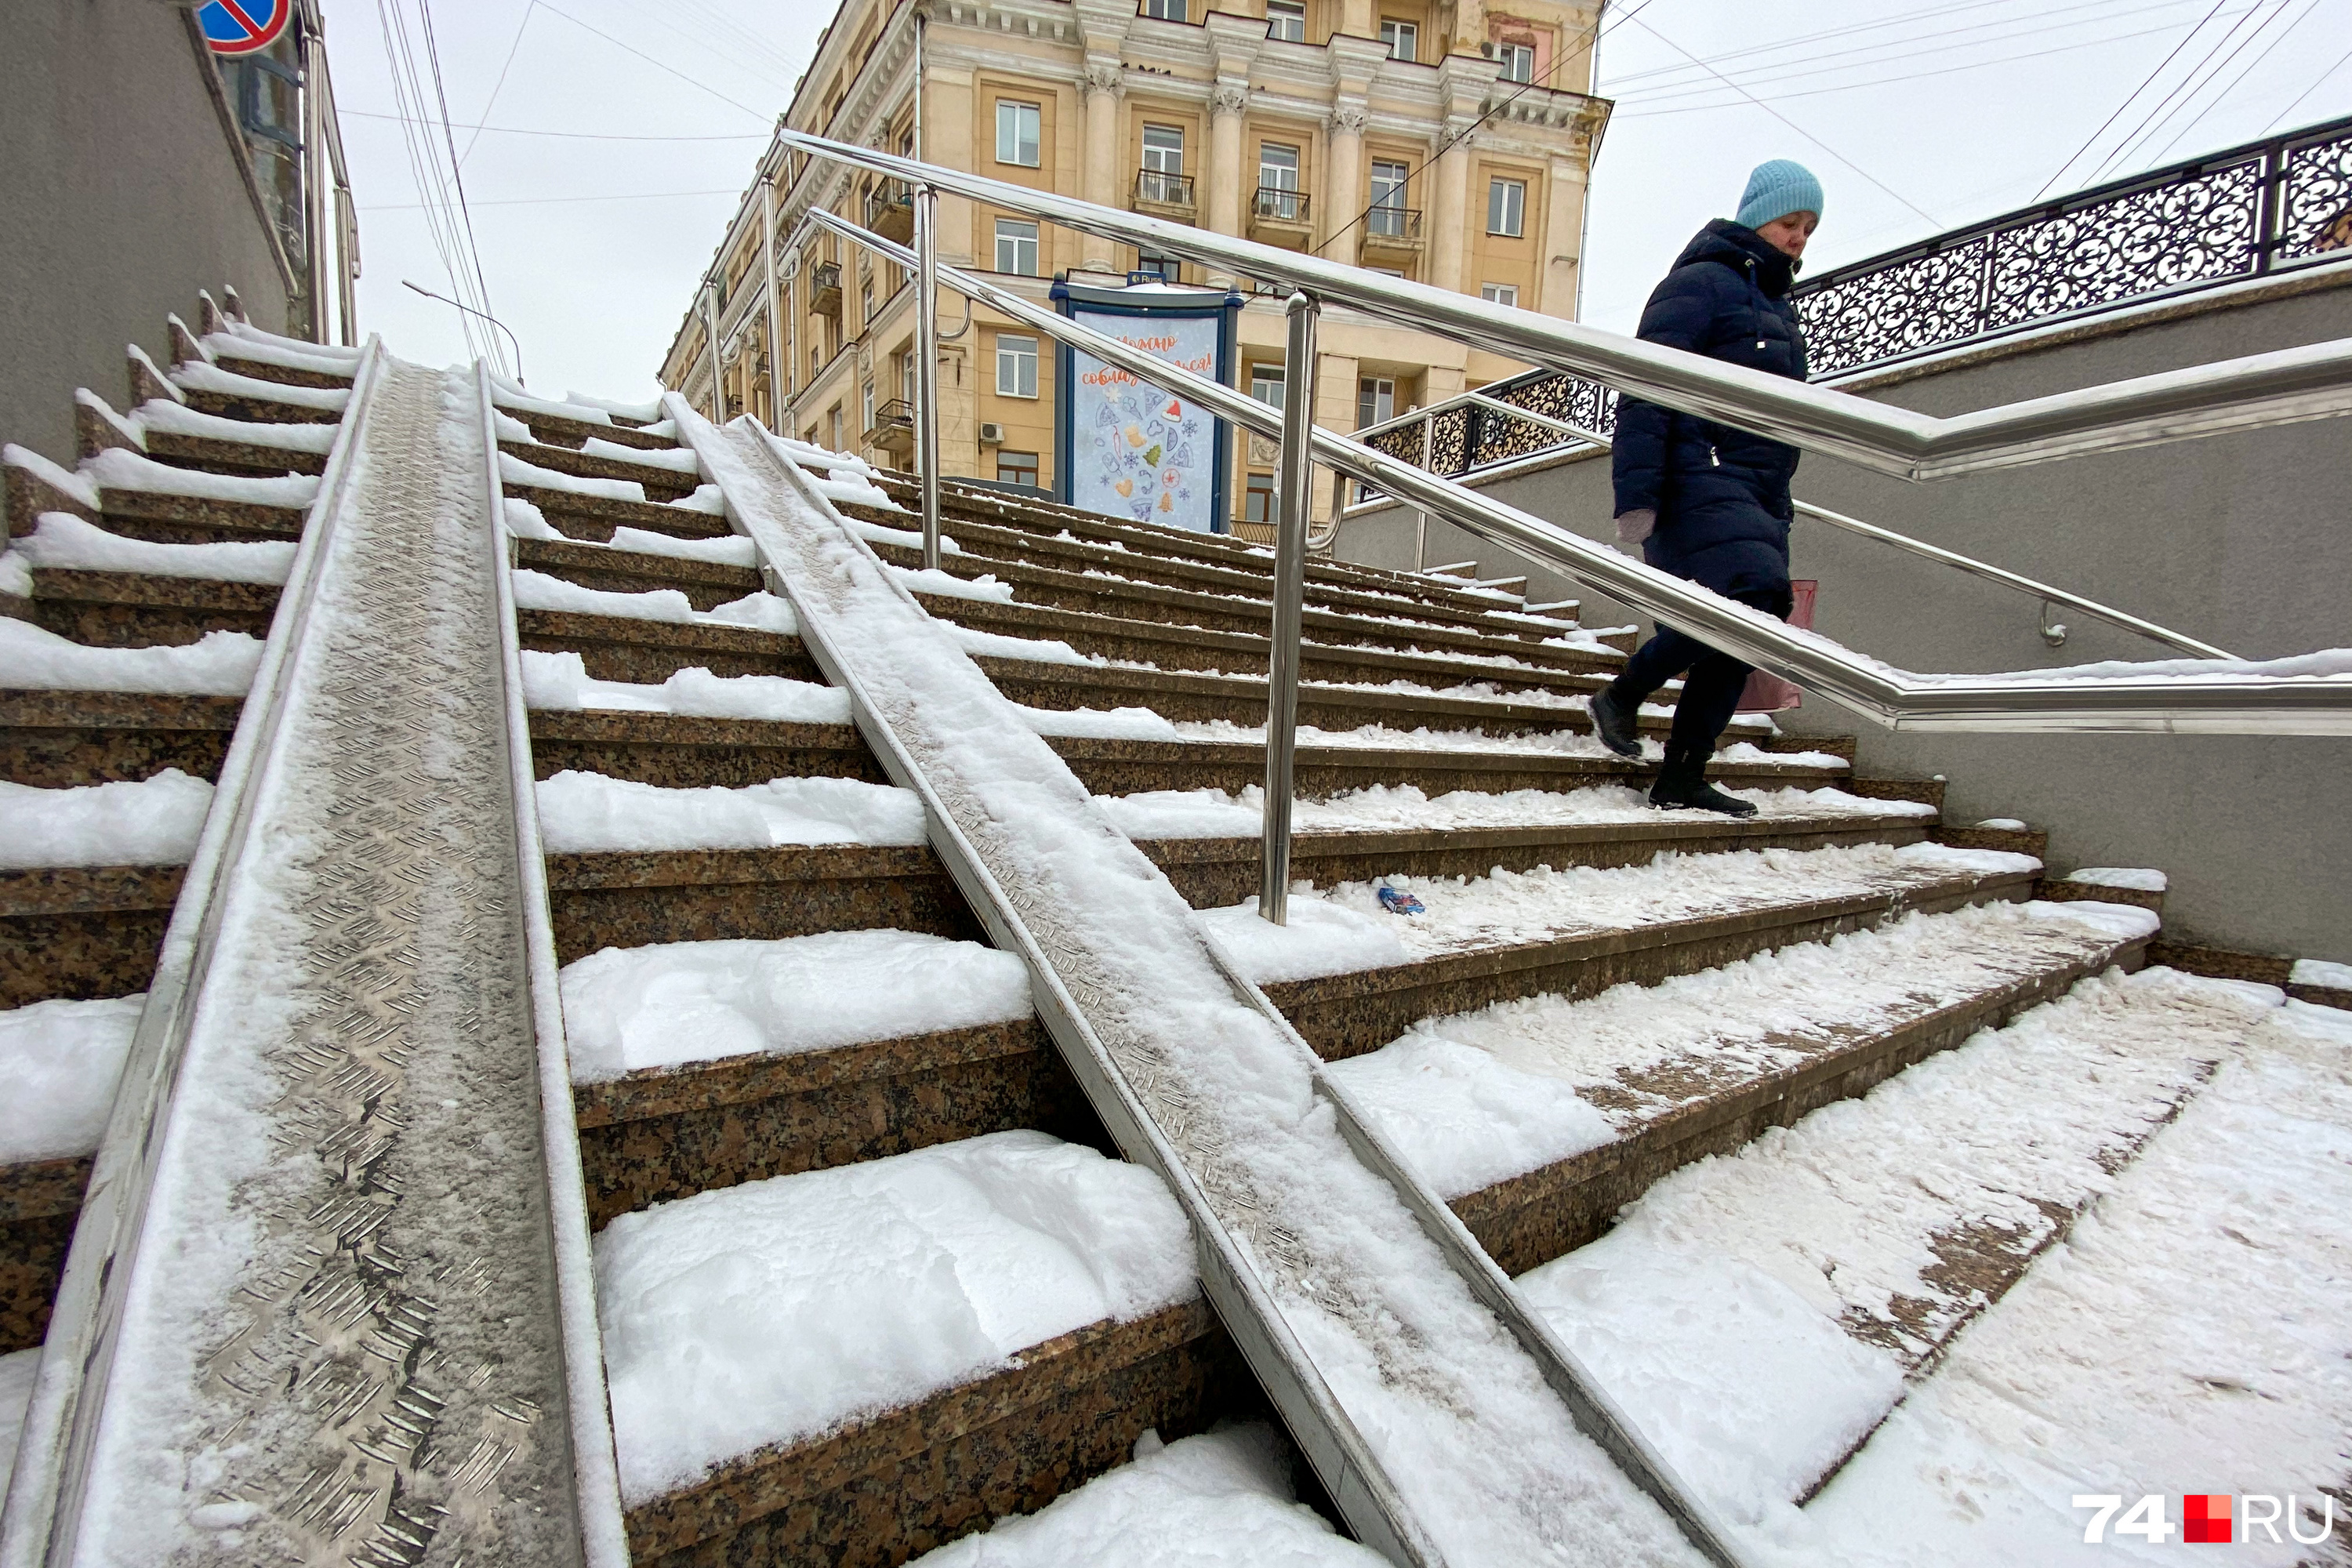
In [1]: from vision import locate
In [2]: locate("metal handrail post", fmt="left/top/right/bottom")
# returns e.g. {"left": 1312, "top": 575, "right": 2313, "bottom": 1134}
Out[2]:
{"left": 914, "top": 183, "right": 944, "bottom": 572}
{"left": 702, "top": 278, "right": 724, "bottom": 420}
{"left": 1414, "top": 412, "right": 1433, "bottom": 569}
{"left": 1260, "top": 293, "right": 1318, "bottom": 925}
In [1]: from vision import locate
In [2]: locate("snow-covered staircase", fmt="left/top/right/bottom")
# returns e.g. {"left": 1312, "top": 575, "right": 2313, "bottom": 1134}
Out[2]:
{"left": 2, "top": 307, "right": 2347, "bottom": 1567}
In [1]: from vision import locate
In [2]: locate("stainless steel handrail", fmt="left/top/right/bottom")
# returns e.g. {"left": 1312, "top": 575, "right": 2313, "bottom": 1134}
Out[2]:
{"left": 1361, "top": 387, "right": 2237, "bottom": 661}
{"left": 772, "top": 128, "right": 2352, "bottom": 481}
{"left": 801, "top": 205, "right": 2352, "bottom": 735}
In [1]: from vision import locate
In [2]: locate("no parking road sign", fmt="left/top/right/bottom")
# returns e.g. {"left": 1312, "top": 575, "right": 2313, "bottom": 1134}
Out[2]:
{"left": 199, "top": 0, "right": 292, "bottom": 55}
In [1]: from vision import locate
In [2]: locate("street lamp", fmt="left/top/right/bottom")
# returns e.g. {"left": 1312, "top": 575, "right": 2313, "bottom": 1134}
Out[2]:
{"left": 402, "top": 280, "right": 526, "bottom": 386}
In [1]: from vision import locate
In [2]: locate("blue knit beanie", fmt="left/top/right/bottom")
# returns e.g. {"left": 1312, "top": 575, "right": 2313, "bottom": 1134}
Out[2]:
{"left": 1736, "top": 160, "right": 1824, "bottom": 230}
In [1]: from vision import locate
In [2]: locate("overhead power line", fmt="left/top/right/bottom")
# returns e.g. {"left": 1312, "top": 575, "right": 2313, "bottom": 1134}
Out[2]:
{"left": 345, "top": 107, "right": 768, "bottom": 142}
{"left": 2035, "top": 0, "right": 2234, "bottom": 197}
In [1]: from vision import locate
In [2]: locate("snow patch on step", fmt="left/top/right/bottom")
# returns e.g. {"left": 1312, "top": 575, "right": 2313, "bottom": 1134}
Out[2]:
{"left": 201, "top": 331, "right": 357, "bottom": 377}
{"left": 1237, "top": 840, "right": 2043, "bottom": 970}
{"left": 535, "top": 770, "right": 920, "bottom": 854}
{"left": 0, "top": 619, "right": 261, "bottom": 695}
{"left": 2291, "top": 956, "right": 2352, "bottom": 989}
{"left": 955, "top": 626, "right": 1102, "bottom": 666}
{"left": 1196, "top": 897, "right": 1410, "bottom": 983}
{"left": 1796, "top": 989, "right": 2350, "bottom": 1566}
{"left": 561, "top": 930, "right": 1031, "bottom": 1081}
{"left": 1519, "top": 966, "right": 2276, "bottom": 1535}
{"left": 668, "top": 484, "right": 728, "bottom": 516}
{"left": 491, "top": 382, "right": 616, "bottom": 426}
{"left": 509, "top": 569, "right": 796, "bottom": 633}
{"left": 561, "top": 390, "right": 664, "bottom": 423}
{"left": 499, "top": 451, "right": 645, "bottom": 503}
{"left": 169, "top": 359, "right": 350, "bottom": 412}
{"left": 580, "top": 436, "right": 699, "bottom": 474}
{"left": 909, "top": 1425, "right": 1382, "bottom": 1566}
{"left": 83, "top": 447, "right": 320, "bottom": 508}
{"left": 520, "top": 652, "right": 847, "bottom": 722}
{"left": 1332, "top": 900, "right": 2161, "bottom": 1200}
{"left": 895, "top": 565, "right": 1017, "bottom": 603}
{"left": 0, "top": 770, "right": 212, "bottom": 869}
{"left": 595, "top": 1131, "right": 1196, "bottom": 1505}
{"left": 132, "top": 399, "right": 339, "bottom": 452}
{"left": 1102, "top": 781, "right": 1935, "bottom": 841}
{"left": 0, "top": 993, "right": 143, "bottom": 1163}
{"left": 2, "top": 445, "right": 101, "bottom": 512}
{"left": 2059, "top": 865, "right": 2168, "bottom": 892}
{"left": 19, "top": 512, "right": 293, "bottom": 585}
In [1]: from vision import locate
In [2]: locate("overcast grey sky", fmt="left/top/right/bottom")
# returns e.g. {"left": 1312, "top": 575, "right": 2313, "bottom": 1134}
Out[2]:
{"left": 338, "top": 0, "right": 2352, "bottom": 401}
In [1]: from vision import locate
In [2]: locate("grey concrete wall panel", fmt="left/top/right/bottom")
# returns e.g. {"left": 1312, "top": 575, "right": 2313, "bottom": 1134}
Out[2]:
{"left": 1, "top": 2, "right": 293, "bottom": 462}
{"left": 1337, "top": 275, "right": 2352, "bottom": 962}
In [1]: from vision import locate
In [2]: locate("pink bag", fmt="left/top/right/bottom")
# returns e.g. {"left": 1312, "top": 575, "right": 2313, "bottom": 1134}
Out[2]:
{"left": 1737, "top": 579, "right": 1816, "bottom": 713}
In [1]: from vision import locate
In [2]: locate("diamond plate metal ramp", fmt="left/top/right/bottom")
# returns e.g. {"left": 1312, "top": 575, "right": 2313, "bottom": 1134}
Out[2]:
{"left": 670, "top": 399, "right": 1742, "bottom": 1568}
{"left": 2, "top": 352, "right": 618, "bottom": 1568}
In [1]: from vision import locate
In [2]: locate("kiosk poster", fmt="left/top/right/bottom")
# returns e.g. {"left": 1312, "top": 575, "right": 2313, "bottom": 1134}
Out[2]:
{"left": 1066, "top": 307, "right": 1221, "bottom": 532}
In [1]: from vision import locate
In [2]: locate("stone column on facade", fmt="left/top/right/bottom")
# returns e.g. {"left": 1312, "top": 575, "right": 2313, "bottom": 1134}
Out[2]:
{"left": 1340, "top": 0, "right": 1375, "bottom": 38}
{"left": 1206, "top": 81, "right": 1250, "bottom": 282}
{"left": 1450, "top": 0, "right": 1488, "bottom": 53}
{"left": 1081, "top": 60, "right": 1125, "bottom": 270}
{"left": 1427, "top": 119, "right": 1474, "bottom": 294}
{"left": 1323, "top": 102, "right": 1367, "bottom": 267}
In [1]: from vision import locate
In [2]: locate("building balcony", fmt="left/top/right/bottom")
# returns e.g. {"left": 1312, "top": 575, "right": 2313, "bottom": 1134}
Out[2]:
{"left": 866, "top": 180, "right": 915, "bottom": 245}
{"left": 1132, "top": 168, "right": 1196, "bottom": 221}
{"left": 1360, "top": 205, "right": 1424, "bottom": 262}
{"left": 868, "top": 397, "right": 917, "bottom": 456}
{"left": 809, "top": 261, "right": 843, "bottom": 318}
{"left": 1249, "top": 186, "right": 1312, "bottom": 249}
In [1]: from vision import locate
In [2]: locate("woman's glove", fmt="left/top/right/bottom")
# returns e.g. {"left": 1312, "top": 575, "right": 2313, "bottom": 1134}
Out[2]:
{"left": 1614, "top": 508, "right": 1656, "bottom": 546}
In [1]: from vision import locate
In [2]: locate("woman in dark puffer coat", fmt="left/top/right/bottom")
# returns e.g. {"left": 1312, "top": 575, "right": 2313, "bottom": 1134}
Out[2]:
{"left": 1589, "top": 159, "right": 1822, "bottom": 817}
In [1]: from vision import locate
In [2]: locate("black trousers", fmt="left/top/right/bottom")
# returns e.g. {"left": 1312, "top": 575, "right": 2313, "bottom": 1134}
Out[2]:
{"left": 1613, "top": 584, "right": 1794, "bottom": 751}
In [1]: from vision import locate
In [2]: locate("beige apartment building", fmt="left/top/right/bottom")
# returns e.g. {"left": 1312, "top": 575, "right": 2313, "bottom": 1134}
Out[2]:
{"left": 659, "top": 0, "right": 1609, "bottom": 533}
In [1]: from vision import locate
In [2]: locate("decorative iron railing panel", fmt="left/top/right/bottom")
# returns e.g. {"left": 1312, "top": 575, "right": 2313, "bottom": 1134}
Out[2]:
{"left": 1357, "top": 116, "right": 2352, "bottom": 490}
{"left": 1795, "top": 114, "right": 2352, "bottom": 377}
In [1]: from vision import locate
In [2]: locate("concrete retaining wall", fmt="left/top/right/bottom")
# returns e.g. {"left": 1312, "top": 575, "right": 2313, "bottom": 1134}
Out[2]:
{"left": 1334, "top": 264, "right": 2352, "bottom": 962}
{"left": 1, "top": 2, "right": 295, "bottom": 463}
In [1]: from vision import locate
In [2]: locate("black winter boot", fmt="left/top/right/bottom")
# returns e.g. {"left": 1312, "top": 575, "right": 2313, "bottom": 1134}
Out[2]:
{"left": 1588, "top": 681, "right": 1645, "bottom": 758}
{"left": 1649, "top": 743, "right": 1759, "bottom": 817}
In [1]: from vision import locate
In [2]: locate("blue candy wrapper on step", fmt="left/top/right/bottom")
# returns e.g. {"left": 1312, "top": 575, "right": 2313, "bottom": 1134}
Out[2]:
{"left": 1377, "top": 886, "right": 1425, "bottom": 916}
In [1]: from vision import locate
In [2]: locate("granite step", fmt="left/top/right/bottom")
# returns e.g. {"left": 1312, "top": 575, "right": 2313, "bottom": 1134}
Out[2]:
{"left": 513, "top": 535, "right": 763, "bottom": 612}
{"left": 851, "top": 518, "right": 1584, "bottom": 644}
{"left": 500, "top": 405, "right": 677, "bottom": 452}
{"left": 517, "top": 607, "right": 820, "bottom": 684}
{"left": 17, "top": 565, "right": 278, "bottom": 646}
{"left": 503, "top": 481, "right": 731, "bottom": 543}
{"left": 1047, "top": 731, "right": 1852, "bottom": 799}
{"left": 496, "top": 437, "right": 701, "bottom": 503}
{"left": 918, "top": 594, "right": 1617, "bottom": 693}
{"left": 862, "top": 472, "right": 1523, "bottom": 615}
{"left": 2, "top": 689, "right": 244, "bottom": 787}
{"left": 1240, "top": 843, "right": 2045, "bottom": 1061}
{"left": 1137, "top": 806, "right": 1937, "bottom": 908}
{"left": 205, "top": 350, "right": 353, "bottom": 392}
{"left": 526, "top": 710, "right": 883, "bottom": 789}
{"left": 870, "top": 535, "right": 1613, "bottom": 662}
{"left": 1327, "top": 899, "right": 2158, "bottom": 1277}
{"left": 0, "top": 863, "right": 182, "bottom": 1008}
{"left": 978, "top": 655, "right": 1784, "bottom": 745}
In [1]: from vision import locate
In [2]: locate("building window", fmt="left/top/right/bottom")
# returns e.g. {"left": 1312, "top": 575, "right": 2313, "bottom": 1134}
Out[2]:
{"left": 1369, "top": 159, "right": 1410, "bottom": 236}
{"left": 998, "top": 449, "right": 1040, "bottom": 487}
{"left": 1142, "top": 0, "right": 1187, "bottom": 18}
{"left": 1140, "top": 124, "right": 1185, "bottom": 205}
{"left": 861, "top": 279, "right": 875, "bottom": 325}
{"left": 1488, "top": 176, "right": 1526, "bottom": 237}
{"left": 995, "top": 217, "right": 1040, "bottom": 275}
{"left": 901, "top": 348, "right": 918, "bottom": 405}
{"left": 828, "top": 404, "right": 844, "bottom": 449}
{"left": 1265, "top": 0, "right": 1305, "bottom": 42}
{"left": 995, "top": 100, "right": 1041, "bottom": 167}
{"left": 1244, "top": 470, "right": 1277, "bottom": 522}
{"left": 1249, "top": 364, "right": 1286, "bottom": 409}
{"left": 996, "top": 332, "right": 1039, "bottom": 397}
{"left": 1258, "top": 143, "right": 1302, "bottom": 221}
{"left": 1379, "top": 19, "right": 1417, "bottom": 61}
{"left": 1481, "top": 281, "right": 1519, "bottom": 307}
{"left": 1136, "top": 249, "right": 1181, "bottom": 282}
{"left": 1495, "top": 41, "right": 1535, "bottom": 82}
{"left": 1358, "top": 376, "right": 1395, "bottom": 430}
{"left": 862, "top": 379, "right": 876, "bottom": 434}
